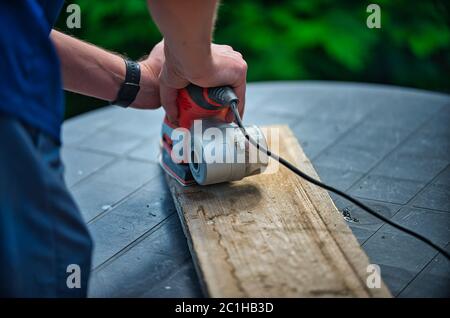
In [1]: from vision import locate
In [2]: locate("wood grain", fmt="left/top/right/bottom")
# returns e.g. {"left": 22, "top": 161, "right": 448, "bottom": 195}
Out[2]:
{"left": 166, "top": 125, "right": 391, "bottom": 297}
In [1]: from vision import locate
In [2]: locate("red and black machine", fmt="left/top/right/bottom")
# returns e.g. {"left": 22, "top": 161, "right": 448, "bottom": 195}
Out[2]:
{"left": 160, "top": 84, "right": 268, "bottom": 186}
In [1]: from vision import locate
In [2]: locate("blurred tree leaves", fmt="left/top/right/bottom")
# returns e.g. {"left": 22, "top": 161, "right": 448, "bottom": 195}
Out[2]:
{"left": 56, "top": 0, "right": 449, "bottom": 118}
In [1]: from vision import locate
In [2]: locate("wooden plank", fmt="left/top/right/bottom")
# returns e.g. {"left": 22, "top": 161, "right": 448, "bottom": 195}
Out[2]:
{"left": 166, "top": 125, "right": 391, "bottom": 297}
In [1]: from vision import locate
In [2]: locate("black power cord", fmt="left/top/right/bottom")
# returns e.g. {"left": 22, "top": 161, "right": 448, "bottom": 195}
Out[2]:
{"left": 229, "top": 101, "right": 450, "bottom": 261}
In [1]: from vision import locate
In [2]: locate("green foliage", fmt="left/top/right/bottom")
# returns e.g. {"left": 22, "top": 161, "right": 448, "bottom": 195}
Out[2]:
{"left": 56, "top": 0, "right": 450, "bottom": 118}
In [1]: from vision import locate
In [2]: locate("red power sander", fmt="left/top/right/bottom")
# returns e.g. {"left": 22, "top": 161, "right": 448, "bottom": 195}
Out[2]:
{"left": 159, "top": 84, "right": 268, "bottom": 186}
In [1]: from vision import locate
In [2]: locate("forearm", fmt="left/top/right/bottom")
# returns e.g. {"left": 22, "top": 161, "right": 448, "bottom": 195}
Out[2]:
{"left": 50, "top": 30, "right": 159, "bottom": 108}
{"left": 51, "top": 30, "right": 125, "bottom": 101}
{"left": 146, "top": 0, "right": 218, "bottom": 80}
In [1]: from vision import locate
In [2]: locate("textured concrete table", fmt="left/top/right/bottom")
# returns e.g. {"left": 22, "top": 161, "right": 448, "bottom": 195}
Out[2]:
{"left": 62, "top": 81, "right": 450, "bottom": 297}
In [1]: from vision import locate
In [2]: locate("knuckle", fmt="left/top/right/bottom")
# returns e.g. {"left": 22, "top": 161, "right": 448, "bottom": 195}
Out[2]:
{"left": 233, "top": 50, "right": 243, "bottom": 58}
{"left": 238, "top": 60, "right": 248, "bottom": 73}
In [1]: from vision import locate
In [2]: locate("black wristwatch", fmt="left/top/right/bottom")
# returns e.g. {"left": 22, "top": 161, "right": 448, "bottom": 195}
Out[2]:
{"left": 111, "top": 59, "right": 141, "bottom": 107}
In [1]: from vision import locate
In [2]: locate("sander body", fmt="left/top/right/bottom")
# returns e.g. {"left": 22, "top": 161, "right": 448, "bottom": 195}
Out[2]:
{"left": 160, "top": 84, "right": 268, "bottom": 186}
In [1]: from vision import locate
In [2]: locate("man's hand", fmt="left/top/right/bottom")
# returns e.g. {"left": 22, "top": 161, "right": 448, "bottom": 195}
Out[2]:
{"left": 160, "top": 43, "right": 247, "bottom": 123}
{"left": 131, "top": 41, "right": 165, "bottom": 109}
{"left": 146, "top": 0, "right": 247, "bottom": 124}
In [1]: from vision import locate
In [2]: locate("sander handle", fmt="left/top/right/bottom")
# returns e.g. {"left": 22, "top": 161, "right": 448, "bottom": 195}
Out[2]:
{"left": 173, "top": 84, "right": 239, "bottom": 129}
{"left": 205, "top": 85, "right": 239, "bottom": 107}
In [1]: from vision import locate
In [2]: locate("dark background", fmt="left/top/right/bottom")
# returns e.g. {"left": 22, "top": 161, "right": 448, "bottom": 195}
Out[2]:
{"left": 55, "top": 0, "right": 450, "bottom": 119}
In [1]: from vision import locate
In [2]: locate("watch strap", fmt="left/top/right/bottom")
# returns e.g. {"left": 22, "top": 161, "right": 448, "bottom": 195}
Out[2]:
{"left": 112, "top": 59, "right": 141, "bottom": 107}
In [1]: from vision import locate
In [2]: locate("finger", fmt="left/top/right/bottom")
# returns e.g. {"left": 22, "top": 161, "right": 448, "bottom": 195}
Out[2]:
{"left": 233, "top": 51, "right": 243, "bottom": 58}
{"left": 234, "top": 81, "right": 246, "bottom": 120}
{"left": 234, "top": 58, "right": 247, "bottom": 118}
{"left": 222, "top": 49, "right": 242, "bottom": 59}
{"left": 225, "top": 80, "right": 246, "bottom": 123}
{"left": 216, "top": 44, "right": 233, "bottom": 52}
{"left": 226, "top": 109, "right": 234, "bottom": 123}
{"left": 160, "top": 83, "right": 179, "bottom": 124}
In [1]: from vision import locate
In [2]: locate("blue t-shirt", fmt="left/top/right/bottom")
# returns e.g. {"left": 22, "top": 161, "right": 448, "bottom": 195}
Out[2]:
{"left": 0, "top": 1, "right": 64, "bottom": 141}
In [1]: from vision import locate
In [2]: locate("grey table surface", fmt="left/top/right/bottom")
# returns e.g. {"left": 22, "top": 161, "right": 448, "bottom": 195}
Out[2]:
{"left": 61, "top": 81, "right": 450, "bottom": 298}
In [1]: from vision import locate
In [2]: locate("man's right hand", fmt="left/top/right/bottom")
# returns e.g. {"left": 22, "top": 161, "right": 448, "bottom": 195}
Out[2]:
{"left": 159, "top": 43, "right": 247, "bottom": 124}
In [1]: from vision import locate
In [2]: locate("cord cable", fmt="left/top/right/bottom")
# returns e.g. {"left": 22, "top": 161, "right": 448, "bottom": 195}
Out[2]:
{"left": 230, "top": 101, "right": 450, "bottom": 261}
